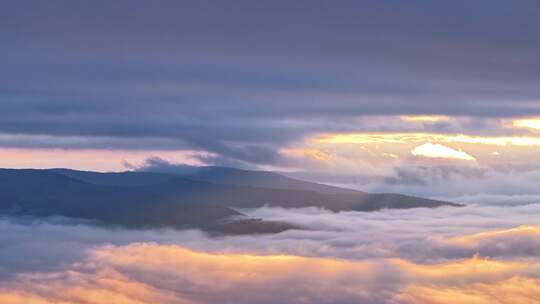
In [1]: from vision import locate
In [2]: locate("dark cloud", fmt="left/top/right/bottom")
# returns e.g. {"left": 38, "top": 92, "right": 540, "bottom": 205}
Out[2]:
{"left": 1, "top": 0, "right": 540, "bottom": 164}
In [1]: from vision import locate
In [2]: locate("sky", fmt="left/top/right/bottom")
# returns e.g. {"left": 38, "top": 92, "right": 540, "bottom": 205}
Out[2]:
{"left": 2, "top": 0, "right": 540, "bottom": 201}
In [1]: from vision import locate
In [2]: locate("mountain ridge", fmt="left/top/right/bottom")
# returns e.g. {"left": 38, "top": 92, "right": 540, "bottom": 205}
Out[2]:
{"left": 51, "top": 167, "right": 363, "bottom": 195}
{"left": 0, "top": 168, "right": 461, "bottom": 234}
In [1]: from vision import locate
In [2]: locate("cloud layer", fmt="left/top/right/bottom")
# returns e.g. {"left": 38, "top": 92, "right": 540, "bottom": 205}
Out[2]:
{"left": 2, "top": 202, "right": 540, "bottom": 303}
{"left": 2, "top": 242, "right": 540, "bottom": 304}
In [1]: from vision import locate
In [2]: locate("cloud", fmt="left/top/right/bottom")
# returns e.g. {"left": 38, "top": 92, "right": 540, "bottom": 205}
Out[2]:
{"left": 2, "top": 201, "right": 540, "bottom": 303}
{"left": 1, "top": 1, "right": 540, "bottom": 167}
{"left": 1, "top": 243, "right": 540, "bottom": 304}
{"left": 2, "top": 2, "right": 540, "bottom": 301}
{"left": 393, "top": 276, "right": 540, "bottom": 304}
{"left": 0, "top": 148, "right": 210, "bottom": 172}
{"left": 381, "top": 166, "right": 485, "bottom": 186}
{"left": 316, "top": 164, "right": 540, "bottom": 201}
{"left": 411, "top": 143, "right": 476, "bottom": 161}
{"left": 400, "top": 115, "right": 450, "bottom": 123}
{"left": 240, "top": 204, "right": 540, "bottom": 263}
{"left": 2, "top": 203, "right": 540, "bottom": 271}
{"left": 290, "top": 163, "right": 540, "bottom": 202}
{"left": 314, "top": 132, "right": 540, "bottom": 147}
{"left": 511, "top": 117, "right": 540, "bottom": 130}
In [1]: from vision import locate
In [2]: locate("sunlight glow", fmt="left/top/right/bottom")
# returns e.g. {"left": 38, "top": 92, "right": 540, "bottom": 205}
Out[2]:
{"left": 2, "top": 242, "right": 540, "bottom": 304}
{"left": 400, "top": 115, "right": 449, "bottom": 123}
{"left": 512, "top": 118, "right": 540, "bottom": 130}
{"left": 411, "top": 143, "right": 476, "bottom": 161}
{"left": 314, "top": 133, "right": 540, "bottom": 147}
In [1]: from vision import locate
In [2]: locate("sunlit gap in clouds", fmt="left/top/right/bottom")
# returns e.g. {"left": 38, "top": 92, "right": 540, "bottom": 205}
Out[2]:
{"left": 2, "top": 0, "right": 540, "bottom": 302}
{"left": 511, "top": 117, "right": 540, "bottom": 130}
{"left": 313, "top": 132, "right": 540, "bottom": 147}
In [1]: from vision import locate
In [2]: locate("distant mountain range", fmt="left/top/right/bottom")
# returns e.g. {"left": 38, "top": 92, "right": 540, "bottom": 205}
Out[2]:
{"left": 0, "top": 167, "right": 461, "bottom": 234}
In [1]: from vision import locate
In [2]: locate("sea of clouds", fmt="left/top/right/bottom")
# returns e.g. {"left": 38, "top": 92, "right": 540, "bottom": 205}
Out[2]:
{"left": 2, "top": 202, "right": 540, "bottom": 303}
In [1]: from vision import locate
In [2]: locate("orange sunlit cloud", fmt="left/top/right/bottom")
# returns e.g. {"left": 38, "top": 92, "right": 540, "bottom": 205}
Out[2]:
{"left": 279, "top": 148, "right": 331, "bottom": 162}
{"left": 314, "top": 132, "right": 540, "bottom": 147}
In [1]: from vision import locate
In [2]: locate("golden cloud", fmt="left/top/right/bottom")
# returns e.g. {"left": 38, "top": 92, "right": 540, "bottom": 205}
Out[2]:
{"left": 0, "top": 148, "right": 207, "bottom": 172}
{"left": 314, "top": 132, "right": 540, "bottom": 147}
{"left": 279, "top": 148, "right": 331, "bottom": 162}
{"left": 449, "top": 225, "right": 540, "bottom": 245}
{"left": 400, "top": 115, "right": 450, "bottom": 123}
{"left": 2, "top": 240, "right": 540, "bottom": 304}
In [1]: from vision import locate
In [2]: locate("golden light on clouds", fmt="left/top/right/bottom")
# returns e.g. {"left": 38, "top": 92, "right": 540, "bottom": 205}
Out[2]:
{"left": 400, "top": 115, "right": 449, "bottom": 123}
{"left": 394, "top": 276, "right": 540, "bottom": 304}
{"left": 511, "top": 118, "right": 540, "bottom": 130}
{"left": 2, "top": 239, "right": 540, "bottom": 304}
{"left": 314, "top": 132, "right": 540, "bottom": 147}
{"left": 283, "top": 129, "right": 540, "bottom": 170}
{"left": 279, "top": 148, "right": 331, "bottom": 162}
{"left": 450, "top": 225, "right": 540, "bottom": 245}
{"left": 0, "top": 148, "right": 206, "bottom": 171}
{"left": 411, "top": 143, "right": 476, "bottom": 161}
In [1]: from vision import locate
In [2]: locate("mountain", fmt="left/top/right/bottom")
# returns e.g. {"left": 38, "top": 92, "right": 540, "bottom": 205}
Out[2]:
{"left": 0, "top": 169, "right": 232, "bottom": 227}
{"left": 49, "top": 168, "right": 460, "bottom": 211}
{"left": 52, "top": 167, "right": 361, "bottom": 194}
{"left": 179, "top": 166, "right": 362, "bottom": 195}
{"left": 0, "top": 168, "right": 461, "bottom": 234}
{"left": 50, "top": 169, "right": 177, "bottom": 187}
